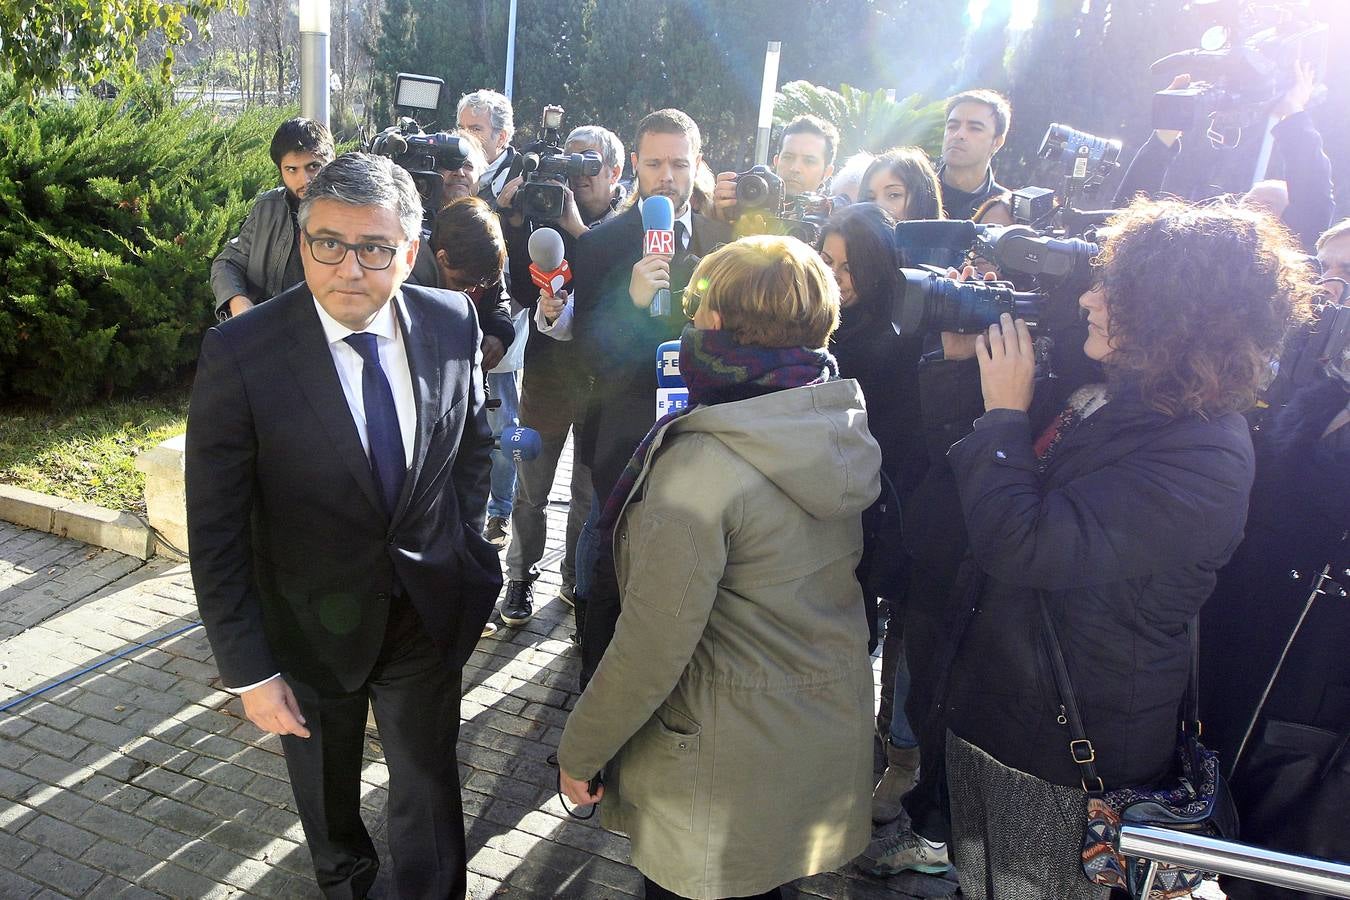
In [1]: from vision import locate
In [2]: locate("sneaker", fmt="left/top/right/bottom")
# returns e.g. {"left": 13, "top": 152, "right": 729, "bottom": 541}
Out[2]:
{"left": 866, "top": 827, "right": 951, "bottom": 876}
{"left": 483, "top": 516, "right": 510, "bottom": 548}
{"left": 500, "top": 579, "right": 534, "bottom": 626}
{"left": 556, "top": 585, "right": 576, "bottom": 608}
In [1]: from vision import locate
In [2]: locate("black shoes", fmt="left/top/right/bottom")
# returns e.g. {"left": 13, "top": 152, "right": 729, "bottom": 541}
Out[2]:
{"left": 500, "top": 579, "right": 535, "bottom": 626}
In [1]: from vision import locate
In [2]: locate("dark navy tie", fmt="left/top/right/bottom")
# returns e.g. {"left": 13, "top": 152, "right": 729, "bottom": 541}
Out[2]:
{"left": 343, "top": 332, "right": 406, "bottom": 515}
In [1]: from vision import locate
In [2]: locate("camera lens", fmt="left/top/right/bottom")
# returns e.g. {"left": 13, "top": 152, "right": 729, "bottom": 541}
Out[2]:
{"left": 737, "top": 175, "right": 770, "bottom": 208}
{"left": 892, "top": 270, "right": 1043, "bottom": 336}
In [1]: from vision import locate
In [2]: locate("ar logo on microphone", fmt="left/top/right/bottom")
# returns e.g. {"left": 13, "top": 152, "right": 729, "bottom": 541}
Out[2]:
{"left": 644, "top": 229, "right": 675, "bottom": 256}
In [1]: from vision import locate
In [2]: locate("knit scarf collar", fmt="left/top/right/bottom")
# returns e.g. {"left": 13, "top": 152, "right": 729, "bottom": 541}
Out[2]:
{"left": 598, "top": 326, "right": 837, "bottom": 531}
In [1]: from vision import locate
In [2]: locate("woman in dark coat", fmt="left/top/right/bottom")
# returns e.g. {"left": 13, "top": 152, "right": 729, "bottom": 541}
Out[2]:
{"left": 819, "top": 204, "right": 928, "bottom": 821}
{"left": 940, "top": 198, "right": 1315, "bottom": 899}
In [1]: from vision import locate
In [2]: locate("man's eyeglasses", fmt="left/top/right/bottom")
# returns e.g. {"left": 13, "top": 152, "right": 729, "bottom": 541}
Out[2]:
{"left": 302, "top": 230, "right": 402, "bottom": 271}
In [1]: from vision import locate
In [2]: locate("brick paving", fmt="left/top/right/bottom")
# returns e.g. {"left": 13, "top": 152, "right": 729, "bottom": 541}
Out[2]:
{"left": 0, "top": 453, "right": 963, "bottom": 899}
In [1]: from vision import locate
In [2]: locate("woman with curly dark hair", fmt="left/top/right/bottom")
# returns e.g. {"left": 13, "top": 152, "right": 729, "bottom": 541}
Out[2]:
{"left": 933, "top": 198, "right": 1316, "bottom": 899}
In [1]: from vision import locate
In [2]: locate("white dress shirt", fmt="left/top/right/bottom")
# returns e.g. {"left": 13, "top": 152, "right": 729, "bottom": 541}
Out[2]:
{"left": 226, "top": 294, "right": 417, "bottom": 694}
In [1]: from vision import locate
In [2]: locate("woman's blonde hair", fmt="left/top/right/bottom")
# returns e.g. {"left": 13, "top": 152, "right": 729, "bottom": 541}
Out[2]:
{"left": 685, "top": 235, "right": 840, "bottom": 348}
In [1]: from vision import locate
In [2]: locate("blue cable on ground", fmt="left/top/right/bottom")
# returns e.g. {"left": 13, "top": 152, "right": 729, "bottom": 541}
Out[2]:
{"left": 0, "top": 620, "right": 204, "bottom": 715}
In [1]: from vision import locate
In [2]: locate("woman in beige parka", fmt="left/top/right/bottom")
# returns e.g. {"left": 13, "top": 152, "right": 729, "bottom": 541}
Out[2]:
{"left": 557, "top": 235, "right": 883, "bottom": 900}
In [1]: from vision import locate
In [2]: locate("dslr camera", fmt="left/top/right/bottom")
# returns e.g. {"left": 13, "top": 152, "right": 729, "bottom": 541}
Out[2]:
{"left": 368, "top": 117, "right": 475, "bottom": 228}
{"left": 1150, "top": 0, "right": 1328, "bottom": 136}
{"left": 511, "top": 105, "right": 603, "bottom": 222}
{"left": 732, "top": 165, "right": 843, "bottom": 245}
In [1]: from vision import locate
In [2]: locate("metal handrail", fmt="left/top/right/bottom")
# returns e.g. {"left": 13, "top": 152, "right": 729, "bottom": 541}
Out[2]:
{"left": 1118, "top": 824, "right": 1350, "bottom": 898}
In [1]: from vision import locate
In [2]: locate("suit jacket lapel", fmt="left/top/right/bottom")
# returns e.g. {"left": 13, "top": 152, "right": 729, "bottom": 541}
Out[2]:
{"left": 285, "top": 289, "right": 387, "bottom": 520}
{"left": 390, "top": 290, "right": 442, "bottom": 528}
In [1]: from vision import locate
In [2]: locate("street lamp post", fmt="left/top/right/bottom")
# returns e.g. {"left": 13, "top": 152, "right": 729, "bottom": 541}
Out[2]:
{"left": 753, "top": 41, "right": 782, "bottom": 167}
{"left": 299, "top": 0, "right": 331, "bottom": 129}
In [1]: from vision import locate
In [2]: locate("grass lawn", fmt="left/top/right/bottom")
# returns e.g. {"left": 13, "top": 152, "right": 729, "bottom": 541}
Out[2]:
{"left": 0, "top": 389, "right": 190, "bottom": 516}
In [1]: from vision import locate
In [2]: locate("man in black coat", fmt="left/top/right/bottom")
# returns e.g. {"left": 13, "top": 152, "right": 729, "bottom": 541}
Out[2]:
{"left": 569, "top": 109, "right": 731, "bottom": 680}
{"left": 186, "top": 152, "right": 498, "bottom": 900}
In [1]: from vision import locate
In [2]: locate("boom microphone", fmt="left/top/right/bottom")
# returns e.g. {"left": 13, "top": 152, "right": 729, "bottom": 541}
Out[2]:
{"left": 527, "top": 227, "right": 571, "bottom": 296}
{"left": 641, "top": 195, "right": 676, "bottom": 317}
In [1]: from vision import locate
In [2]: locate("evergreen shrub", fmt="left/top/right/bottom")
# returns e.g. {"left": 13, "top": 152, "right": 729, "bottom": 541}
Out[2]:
{"left": 0, "top": 78, "right": 292, "bottom": 404}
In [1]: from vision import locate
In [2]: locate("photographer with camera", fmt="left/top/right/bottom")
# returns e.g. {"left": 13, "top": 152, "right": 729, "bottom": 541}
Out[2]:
{"left": 938, "top": 90, "right": 1013, "bottom": 222}
{"left": 211, "top": 118, "right": 335, "bottom": 320}
{"left": 926, "top": 198, "right": 1312, "bottom": 898}
{"left": 491, "top": 124, "right": 625, "bottom": 626}
{"left": 710, "top": 115, "right": 840, "bottom": 218}
{"left": 456, "top": 89, "right": 517, "bottom": 205}
{"left": 1116, "top": 61, "right": 1334, "bottom": 252}
{"left": 570, "top": 108, "right": 731, "bottom": 684}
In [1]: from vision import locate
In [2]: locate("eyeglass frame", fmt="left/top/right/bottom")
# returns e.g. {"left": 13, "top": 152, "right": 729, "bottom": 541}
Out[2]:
{"left": 301, "top": 229, "right": 406, "bottom": 271}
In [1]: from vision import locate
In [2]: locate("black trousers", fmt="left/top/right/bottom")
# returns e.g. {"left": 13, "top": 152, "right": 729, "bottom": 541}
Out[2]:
{"left": 281, "top": 597, "right": 466, "bottom": 900}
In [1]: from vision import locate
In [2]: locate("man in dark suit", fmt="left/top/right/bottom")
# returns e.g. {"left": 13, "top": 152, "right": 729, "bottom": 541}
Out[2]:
{"left": 570, "top": 108, "right": 731, "bottom": 681}
{"left": 186, "top": 152, "right": 498, "bottom": 900}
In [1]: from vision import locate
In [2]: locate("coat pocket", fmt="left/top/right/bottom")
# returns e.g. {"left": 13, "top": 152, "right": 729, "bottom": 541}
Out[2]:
{"left": 622, "top": 702, "right": 702, "bottom": 831}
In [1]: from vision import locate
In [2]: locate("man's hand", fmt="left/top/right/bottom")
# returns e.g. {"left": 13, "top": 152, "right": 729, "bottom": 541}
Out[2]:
{"left": 227, "top": 295, "right": 256, "bottom": 318}
{"left": 480, "top": 336, "right": 506, "bottom": 371}
{"left": 1272, "top": 60, "right": 1316, "bottom": 121}
{"left": 540, "top": 289, "right": 568, "bottom": 324}
{"left": 559, "top": 770, "right": 604, "bottom": 806}
{"left": 976, "top": 313, "right": 1036, "bottom": 413}
{"left": 940, "top": 266, "right": 994, "bottom": 360}
{"left": 495, "top": 176, "right": 526, "bottom": 227}
{"left": 629, "top": 254, "right": 672, "bottom": 309}
{"left": 240, "top": 678, "right": 311, "bottom": 738}
{"left": 556, "top": 186, "right": 588, "bottom": 238}
{"left": 1153, "top": 74, "right": 1192, "bottom": 146}
{"left": 713, "top": 171, "right": 738, "bottom": 214}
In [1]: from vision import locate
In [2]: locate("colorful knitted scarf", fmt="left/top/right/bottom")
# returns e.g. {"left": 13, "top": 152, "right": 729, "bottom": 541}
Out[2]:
{"left": 597, "top": 326, "right": 838, "bottom": 532}
{"left": 1033, "top": 383, "right": 1109, "bottom": 472}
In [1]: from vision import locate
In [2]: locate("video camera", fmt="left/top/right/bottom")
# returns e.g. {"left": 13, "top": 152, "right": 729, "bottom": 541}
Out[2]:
{"left": 1009, "top": 123, "right": 1122, "bottom": 235}
{"left": 731, "top": 165, "right": 845, "bottom": 245}
{"left": 512, "top": 105, "right": 602, "bottom": 222}
{"left": 368, "top": 117, "right": 475, "bottom": 228}
{"left": 1150, "top": 0, "right": 1328, "bottom": 138}
{"left": 891, "top": 219, "right": 1099, "bottom": 355}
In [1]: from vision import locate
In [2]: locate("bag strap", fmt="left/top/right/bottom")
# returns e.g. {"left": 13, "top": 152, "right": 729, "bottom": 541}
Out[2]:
{"left": 1036, "top": 592, "right": 1105, "bottom": 793}
{"left": 1183, "top": 619, "right": 1201, "bottom": 736}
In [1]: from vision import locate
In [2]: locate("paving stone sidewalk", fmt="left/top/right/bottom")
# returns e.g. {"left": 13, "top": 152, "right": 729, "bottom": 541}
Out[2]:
{"left": 0, "top": 450, "right": 959, "bottom": 899}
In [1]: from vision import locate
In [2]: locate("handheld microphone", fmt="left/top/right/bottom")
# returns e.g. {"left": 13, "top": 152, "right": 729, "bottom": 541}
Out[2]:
{"left": 500, "top": 426, "right": 542, "bottom": 464}
{"left": 641, "top": 195, "right": 676, "bottom": 317}
{"left": 655, "top": 340, "right": 688, "bottom": 418}
{"left": 527, "top": 227, "right": 572, "bottom": 296}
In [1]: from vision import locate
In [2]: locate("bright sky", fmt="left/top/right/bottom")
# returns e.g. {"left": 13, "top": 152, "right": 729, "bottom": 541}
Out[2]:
{"left": 968, "top": 0, "right": 1041, "bottom": 32}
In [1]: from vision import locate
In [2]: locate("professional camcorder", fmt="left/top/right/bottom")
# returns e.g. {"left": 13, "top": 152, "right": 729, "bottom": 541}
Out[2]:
{"left": 731, "top": 165, "right": 844, "bottom": 245}
{"left": 1150, "top": 0, "right": 1328, "bottom": 138}
{"left": 891, "top": 219, "right": 1099, "bottom": 346}
{"left": 368, "top": 117, "right": 476, "bottom": 226}
{"left": 512, "top": 105, "right": 603, "bottom": 222}
{"left": 1011, "top": 123, "right": 1123, "bottom": 233}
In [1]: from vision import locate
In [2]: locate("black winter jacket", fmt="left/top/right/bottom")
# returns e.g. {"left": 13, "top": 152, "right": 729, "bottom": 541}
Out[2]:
{"left": 944, "top": 396, "right": 1255, "bottom": 789}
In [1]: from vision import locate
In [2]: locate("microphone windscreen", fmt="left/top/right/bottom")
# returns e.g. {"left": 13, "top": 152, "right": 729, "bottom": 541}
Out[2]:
{"left": 527, "top": 227, "right": 566, "bottom": 272}
{"left": 641, "top": 195, "right": 675, "bottom": 232}
{"left": 501, "top": 426, "right": 542, "bottom": 462}
{"left": 656, "top": 340, "right": 683, "bottom": 388}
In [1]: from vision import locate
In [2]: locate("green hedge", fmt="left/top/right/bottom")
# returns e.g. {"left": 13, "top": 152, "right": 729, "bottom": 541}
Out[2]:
{"left": 0, "top": 79, "right": 292, "bottom": 404}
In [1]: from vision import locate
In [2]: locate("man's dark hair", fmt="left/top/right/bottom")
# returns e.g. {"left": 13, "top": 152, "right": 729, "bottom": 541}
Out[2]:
{"left": 269, "top": 118, "right": 336, "bottom": 168}
{"left": 780, "top": 115, "right": 839, "bottom": 166}
{"left": 944, "top": 90, "right": 1012, "bottom": 139}
{"left": 634, "top": 109, "right": 701, "bottom": 158}
{"left": 429, "top": 197, "right": 506, "bottom": 286}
